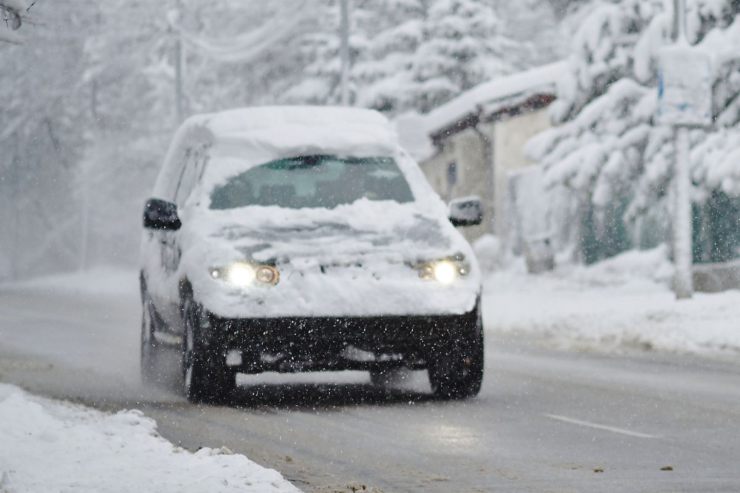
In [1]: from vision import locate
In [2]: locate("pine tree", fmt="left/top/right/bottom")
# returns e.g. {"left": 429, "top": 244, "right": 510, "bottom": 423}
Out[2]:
{"left": 411, "top": 0, "right": 521, "bottom": 112}
{"left": 354, "top": 0, "right": 428, "bottom": 112}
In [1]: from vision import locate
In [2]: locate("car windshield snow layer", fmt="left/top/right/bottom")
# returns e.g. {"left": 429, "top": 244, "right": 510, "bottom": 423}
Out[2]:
{"left": 209, "top": 155, "right": 414, "bottom": 210}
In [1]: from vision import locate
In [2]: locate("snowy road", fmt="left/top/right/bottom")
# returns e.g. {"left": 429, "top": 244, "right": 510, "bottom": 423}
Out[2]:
{"left": 1, "top": 274, "right": 740, "bottom": 492}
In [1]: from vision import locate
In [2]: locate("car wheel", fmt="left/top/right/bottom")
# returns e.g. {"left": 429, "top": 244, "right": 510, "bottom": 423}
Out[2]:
{"left": 428, "top": 306, "right": 484, "bottom": 400}
{"left": 181, "top": 298, "right": 234, "bottom": 404}
{"left": 140, "top": 294, "right": 159, "bottom": 384}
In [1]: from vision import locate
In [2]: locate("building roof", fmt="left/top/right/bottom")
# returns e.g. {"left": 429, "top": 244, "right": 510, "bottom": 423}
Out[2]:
{"left": 422, "top": 61, "right": 567, "bottom": 139}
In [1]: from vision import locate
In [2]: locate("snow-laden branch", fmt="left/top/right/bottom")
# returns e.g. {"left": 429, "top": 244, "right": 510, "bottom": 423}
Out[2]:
{"left": 0, "top": 0, "right": 28, "bottom": 12}
{"left": 1, "top": 0, "right": 28, "bottom": 43}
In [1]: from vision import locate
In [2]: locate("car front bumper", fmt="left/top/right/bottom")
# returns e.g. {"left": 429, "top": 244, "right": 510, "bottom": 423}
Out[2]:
{"left": 200, "top": 304, "right": 480, "bottom": 373}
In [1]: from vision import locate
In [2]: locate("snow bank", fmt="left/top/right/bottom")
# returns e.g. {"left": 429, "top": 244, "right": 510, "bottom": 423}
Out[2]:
{"left": 483, "top": 248, "right": 740, "bottom": 356}
{"left": 473, "top": 234, "right": 505, "bottom": 272}
{"left": 566, "top": 244, "right": 674, "bottom": 287}
{"left": 0, "top": 383, "right": 301, "bottom": 493}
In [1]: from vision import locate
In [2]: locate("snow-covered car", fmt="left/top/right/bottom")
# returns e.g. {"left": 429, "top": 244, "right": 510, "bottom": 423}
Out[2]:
{"left": 139, "top": 106, "right": 484, "bottom": 403}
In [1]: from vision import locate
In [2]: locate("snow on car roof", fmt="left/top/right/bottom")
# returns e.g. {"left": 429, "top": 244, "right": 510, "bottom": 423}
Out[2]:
{"left": 195, "top": 105, "right": 390, "bottom": 134}
{"left": 187, "top": 106, "right": 399, "bottom": 159}
{"left": 164, "top": 106, "right": 404, "bottom": 194}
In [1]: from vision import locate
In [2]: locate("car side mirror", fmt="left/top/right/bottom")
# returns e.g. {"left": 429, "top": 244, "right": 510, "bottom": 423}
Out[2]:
{"left": 449, "top": 196, "right": 483, "bottom": 227}
{"left": 143, "top": 198, "right": 181, "bottom": 231}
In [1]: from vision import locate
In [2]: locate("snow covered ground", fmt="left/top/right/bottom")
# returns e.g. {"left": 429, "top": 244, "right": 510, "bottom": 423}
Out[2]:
{"left": 1, "top": 248, "right": 738, "bottom": 491}
{"left": 0, "top": 383, "right": 301, "bottom": 493}
{"left": 482, "top": 247, "right": 740, "bottom": 356}
{"left": 8, "top": 266, "right": 139, "bottom": 299}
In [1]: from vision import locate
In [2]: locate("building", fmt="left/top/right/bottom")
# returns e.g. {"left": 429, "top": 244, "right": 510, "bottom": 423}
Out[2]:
{"left": 417, "top": 62, "right": 566, "bottom": 247}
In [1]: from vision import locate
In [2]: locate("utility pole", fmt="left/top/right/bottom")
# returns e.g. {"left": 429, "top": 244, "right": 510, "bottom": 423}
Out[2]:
{"left": 672, "top": 0, "right": 693, "bottom": 299}
{"left": 173, "top": 0, "right": 186, "bottom": 125}
{"left": 657, "top": 0, "right": 712, "bottom": 299}
{"left": 339, "top": 0, "right": 351, "bottom": 106}
{"left": 79, "top": 160, "right": 90, "bottom": 271}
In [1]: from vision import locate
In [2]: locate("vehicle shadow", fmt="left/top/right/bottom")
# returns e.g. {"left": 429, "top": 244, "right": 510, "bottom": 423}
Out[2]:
{"left": 224, "top": 381, "right": 435, "bottom": 411}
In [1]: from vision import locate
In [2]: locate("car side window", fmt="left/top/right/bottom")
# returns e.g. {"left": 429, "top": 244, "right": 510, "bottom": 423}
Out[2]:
{"left": 195, "top": 145, "right": 210, "bottom": 183}
{"left": 174, "top": 146, "right": 202, "bottom": 207}
{"left": 165, "top": 147, "right": 190, "bottom": 204}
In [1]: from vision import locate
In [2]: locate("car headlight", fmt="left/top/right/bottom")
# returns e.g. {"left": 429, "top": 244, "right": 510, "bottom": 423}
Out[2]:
{"left": 210, "top": 262, "right": 280, "bottom": 287}
{"left": 417, "top": 255, "right": 470, "bottom": 284}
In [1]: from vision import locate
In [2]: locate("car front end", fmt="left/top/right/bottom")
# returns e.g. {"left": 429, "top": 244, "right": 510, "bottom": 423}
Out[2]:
{"left": 181, "top": 199, "right": 481, "bottom": 376}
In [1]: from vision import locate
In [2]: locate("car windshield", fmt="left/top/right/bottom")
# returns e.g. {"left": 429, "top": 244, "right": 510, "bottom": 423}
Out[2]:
{"left": 209, "top": 155, "right": 414, "bottom": 210}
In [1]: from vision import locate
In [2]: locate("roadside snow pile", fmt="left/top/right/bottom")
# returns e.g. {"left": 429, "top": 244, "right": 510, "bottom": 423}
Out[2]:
{"left": 473, "top": 234, "right": 506, "bottom": 272}
{"left": 0, "top": 383, "right": 301, "bottom": 493}
{"left": 483, "top": 247, "right": 740, "bottom": 355}
{"left": 567, "top": 244, "right": 675, "bottom": 287}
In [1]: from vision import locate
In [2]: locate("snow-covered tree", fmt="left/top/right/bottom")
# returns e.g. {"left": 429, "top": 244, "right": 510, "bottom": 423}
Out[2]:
{"left": 411, "top": 0, "right": 521, "bottom": 111}
{"left": 284, "top": 0, "right": 539, "bottom": 114}
{"left": 353, "top": 0, "right": 428, "bottom": 111}
{"left": 280, "top": 0, "right": 373, "bottom": 105}
{"left": 528, "top": 0, "right": 740, "bottom": 263}
{"left": 494, "top": 0, "right": 565, "bottom": 64}
{"left": 73, "top": 0, "right": 179, "bottom": 268}
{"left": 0, "top": 0, "right": 90, "bottom": 279}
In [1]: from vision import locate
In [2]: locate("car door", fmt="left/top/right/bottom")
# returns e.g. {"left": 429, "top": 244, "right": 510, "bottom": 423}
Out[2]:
{"left": 161, "top": 144, "right": 210, "bottom": 333}
{"left": 147, "top": 147, "right": 195, "bottom": 333}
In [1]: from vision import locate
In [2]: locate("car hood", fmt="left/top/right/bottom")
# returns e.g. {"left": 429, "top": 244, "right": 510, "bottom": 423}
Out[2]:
{"left": 185, "top": 199, "right": 465, "bottom": 268}
{"left": 177, "top": 199, "right": 480, "bottom": 319}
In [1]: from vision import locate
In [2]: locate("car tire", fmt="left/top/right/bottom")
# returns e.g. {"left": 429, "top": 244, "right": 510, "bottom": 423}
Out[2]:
{"left": 140, "top": 293, "right": 160, "bottom": 385}
{"left": 182, "top": 298, "right": 234, "bottom": 404}
{"left": 428, "top": 305, "right": 484, "bottom": 400}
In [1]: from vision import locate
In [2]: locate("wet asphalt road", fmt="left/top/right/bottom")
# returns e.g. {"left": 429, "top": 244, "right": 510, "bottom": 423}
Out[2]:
{"left": 1, "top": 283, "right": 740, "bottom": 492}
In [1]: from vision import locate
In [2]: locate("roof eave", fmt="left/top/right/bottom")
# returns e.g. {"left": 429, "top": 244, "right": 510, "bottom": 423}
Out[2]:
{"left": 429, "top": 92, "right": 557, "bottom": 144}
